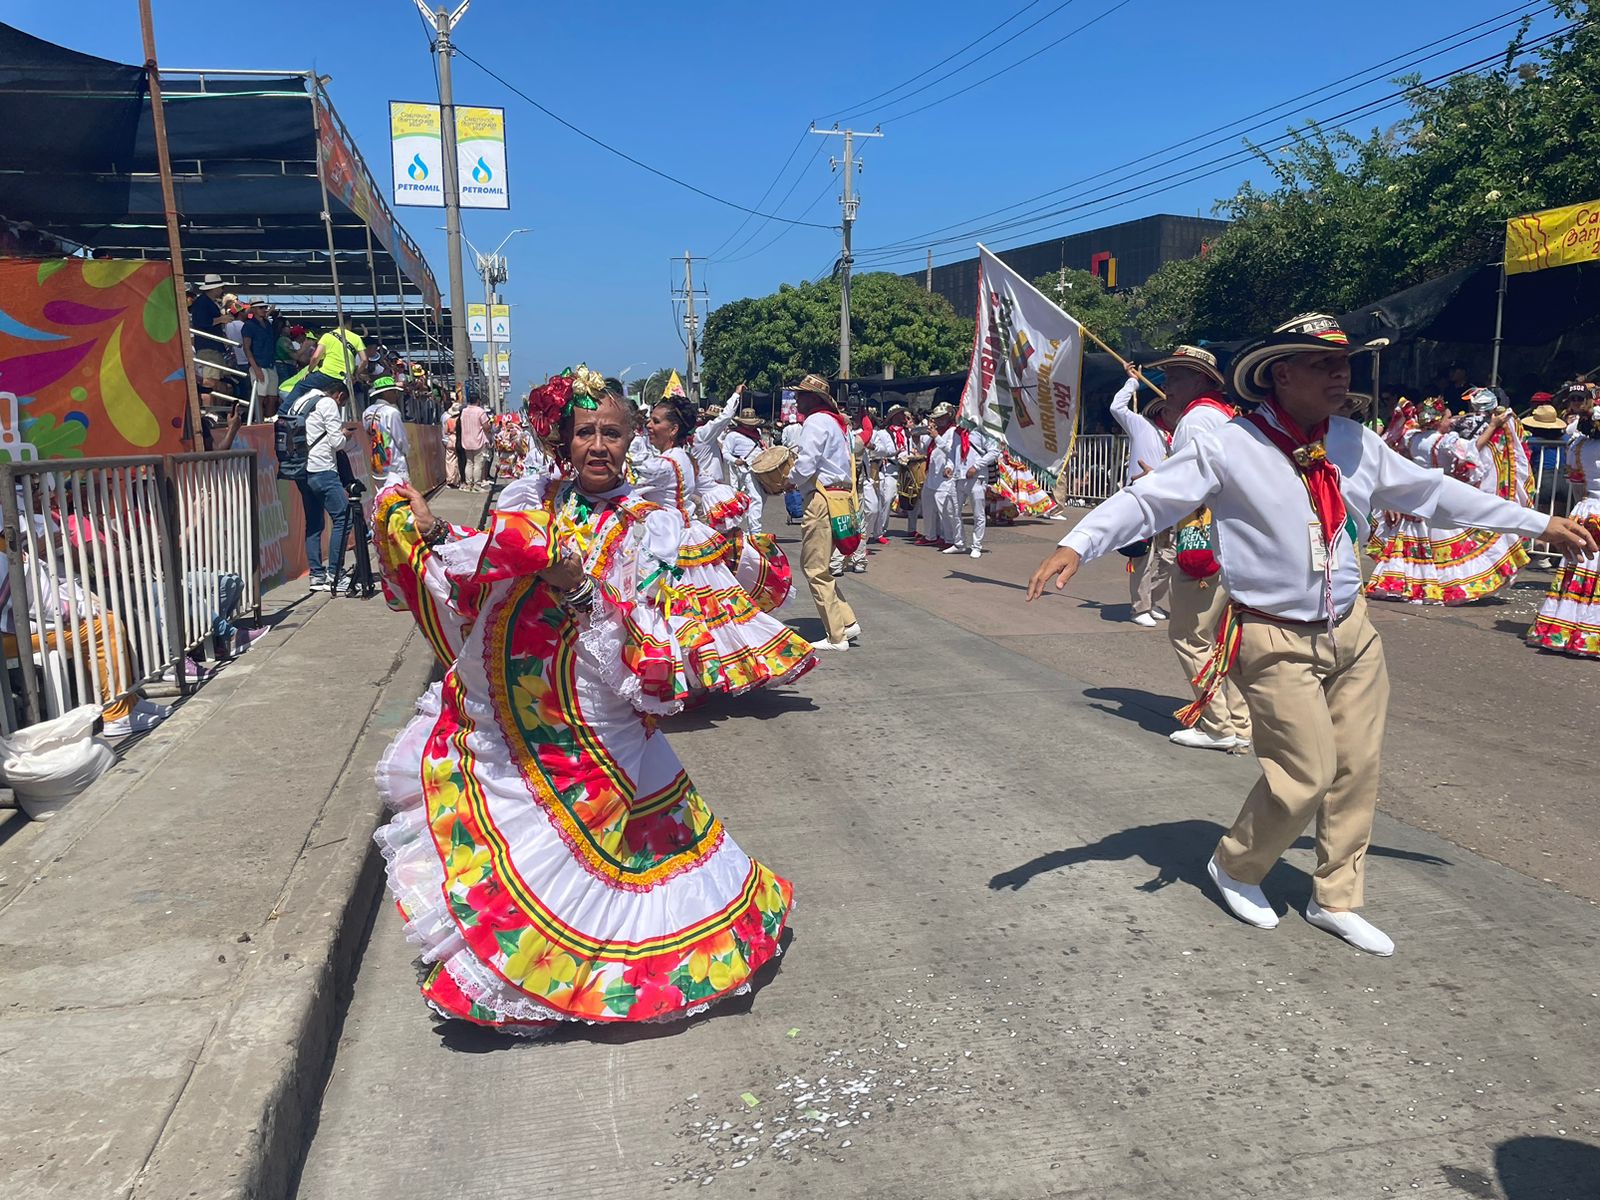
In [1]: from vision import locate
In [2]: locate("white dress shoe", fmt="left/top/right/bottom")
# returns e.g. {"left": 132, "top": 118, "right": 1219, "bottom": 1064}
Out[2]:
{"left": 1207, "top": 855, "right": 1279, "bottom": 929}
{"left": 1169, "top": 727, "right": 1242, "bottom": 751}
{"left": 941, "top": 544, "right": 965, "bottom": 554}
{"left": 1132, "top": 612, "right": 1159, "bottom": 627}
{"left": 842, "top": 623, "right": 862, "bottom": 642}
{"left": 850, "top": 561, "right": 868, "bottom": 573}
{"left": 810, "top": 638, "right": 849, "bottom": 652}
{"left": 1305, "top": 899, "right": 1394, "bottom": 956}
{"left": 1152, "top": 607, "right": 1169, "bottom": 620}
{"left": 969, "top": 547, "right": 982, "bottom": 559}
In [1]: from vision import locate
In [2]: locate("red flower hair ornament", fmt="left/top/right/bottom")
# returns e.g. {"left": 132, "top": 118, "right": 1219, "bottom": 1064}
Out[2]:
{"left": 524, "top": 365, "right": 610, "bottom": 441}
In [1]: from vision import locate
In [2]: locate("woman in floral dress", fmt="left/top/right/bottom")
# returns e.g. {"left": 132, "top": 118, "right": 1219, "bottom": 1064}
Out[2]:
{"left": 1528, "top": 404, "right": 1600, "bottom": 657}
{"left": 372, "top": 370, "right": 799, "bottom": 1034}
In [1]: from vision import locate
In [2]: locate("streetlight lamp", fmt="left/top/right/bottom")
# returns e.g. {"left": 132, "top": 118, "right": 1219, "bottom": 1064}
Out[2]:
{"left": 443, "top": 227, "right": 532, "bottom": 411}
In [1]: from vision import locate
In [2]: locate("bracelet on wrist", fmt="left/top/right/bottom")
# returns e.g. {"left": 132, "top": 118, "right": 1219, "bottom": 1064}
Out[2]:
{"left": 421, "top": 518, "right": 449, "bottom": 546}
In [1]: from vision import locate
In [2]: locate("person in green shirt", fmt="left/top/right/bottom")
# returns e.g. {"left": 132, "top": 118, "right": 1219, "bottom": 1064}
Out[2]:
{"left": 286, "top": 316, "right": 366, "bottom": 404}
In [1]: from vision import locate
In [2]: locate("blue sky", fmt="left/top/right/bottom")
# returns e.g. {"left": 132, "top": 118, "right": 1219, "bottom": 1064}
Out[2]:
{"left": 9, "top": 0, "right": 1565, "bottom": 395}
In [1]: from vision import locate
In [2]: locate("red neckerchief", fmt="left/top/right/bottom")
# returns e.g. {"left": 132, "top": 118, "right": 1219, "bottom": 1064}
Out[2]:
{"left": 1182, "top": 392, "right": 1238, "bottom": 422}
{"left": 890, "top": 426, "right": 908, "bottom": 453}
{"left": 859, "top": 414, "right": 874, "bottom": 446}
{"left": 958, "top": 429, "right": 972, "bottom": 458}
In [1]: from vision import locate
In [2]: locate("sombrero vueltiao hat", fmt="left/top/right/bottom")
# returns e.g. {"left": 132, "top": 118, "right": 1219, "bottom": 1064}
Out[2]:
{"left": 1228, "top": 313, "right": 1379, "bottom": 404}
{"left": 1143, "top": 344, "right": 1224, "bottom": 387}
{"left": 928, "top": 402, "right": 957, "bottom": 420}
{"left": 792, "top": 372, "right": 839, "bottom": 410}
{"left": 885, "top": 403, "right": 912, "bottom": 421}
{"left": 733, "top": 406, "right": 763, "bottom": 427}
{"left": 1344, "top": 391, "right": 1374, "bottom": 416}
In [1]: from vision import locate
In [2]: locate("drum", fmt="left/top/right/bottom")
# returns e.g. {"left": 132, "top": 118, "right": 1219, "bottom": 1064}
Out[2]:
{"left": 894, "top": 458, "right": 927, "bottom": 515}
{"left": 750, "top": 445, "right": 797, "bottom": 495}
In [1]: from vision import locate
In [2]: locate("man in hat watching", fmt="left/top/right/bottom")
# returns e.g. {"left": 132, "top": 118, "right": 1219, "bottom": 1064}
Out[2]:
{"left": 1028, "top": 313, "right": 1595, "bottom": 956}
{"left": 188, "top": 274, "right": 232, "bottom": 391}
{"left": 237, "top": 300, "right": 279, "bottom": 420}
{"left": 1109, "top": 365, "right": 1176, "bottom": 627}
{"left": 363, "top": 375, "right": 410, "bottom": 488}
{"left": 785, "top": 373, "right": 861, "bottom": 651}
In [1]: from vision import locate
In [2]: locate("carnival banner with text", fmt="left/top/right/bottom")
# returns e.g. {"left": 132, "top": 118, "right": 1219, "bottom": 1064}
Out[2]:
{"left": 959, "top": 244, "right": 1083, "bottom": 484}
{"left": 390, "top": 100, "right": 444, "bottom": 207}
{"left": 1505, "top": 199, "right": 1600, "bottom": 275}
{"left": 456, "top": 106, "right": 510, "bottom": 210}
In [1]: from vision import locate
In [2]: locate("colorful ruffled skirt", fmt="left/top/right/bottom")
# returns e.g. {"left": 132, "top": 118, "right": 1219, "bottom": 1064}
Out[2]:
{"left": 1366, "top": 516, "right": 1528, "bottom": 605}
{"left": 374, "top": 584, "right": 794, "bottom": 1035}
{"left": 1527, "top": 502, "right": 1600, "bottom": 657}
{"left": 699, "top": 480, "right": 753, "bottom": 532}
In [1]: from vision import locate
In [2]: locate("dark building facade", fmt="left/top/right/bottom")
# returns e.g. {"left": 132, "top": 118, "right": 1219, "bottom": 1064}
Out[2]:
{"left": 907, "top": 214, "right": 1229, "bottom": 318}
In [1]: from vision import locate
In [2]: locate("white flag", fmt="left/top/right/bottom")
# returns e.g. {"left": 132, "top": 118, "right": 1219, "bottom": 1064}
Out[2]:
{"left": 959, "top": 244, "right": 1083, "bottom": 483}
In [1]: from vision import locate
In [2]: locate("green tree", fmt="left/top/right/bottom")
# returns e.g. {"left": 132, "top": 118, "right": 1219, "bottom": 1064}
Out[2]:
{"left": 1029, "top": 268, "right": 1130, "bottom": 350}
{"left": 701, "top": 272, "right": 975, "bottom": 395}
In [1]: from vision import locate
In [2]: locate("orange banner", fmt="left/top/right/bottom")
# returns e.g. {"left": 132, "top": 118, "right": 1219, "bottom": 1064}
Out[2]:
{"left": 0, "top": 257, "right": 188, "bottom": 460}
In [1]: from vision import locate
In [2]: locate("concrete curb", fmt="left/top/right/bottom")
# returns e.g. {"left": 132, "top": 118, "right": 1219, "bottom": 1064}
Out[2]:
{"left": 126, "top": 622, "right": 437, "bottom": 1200}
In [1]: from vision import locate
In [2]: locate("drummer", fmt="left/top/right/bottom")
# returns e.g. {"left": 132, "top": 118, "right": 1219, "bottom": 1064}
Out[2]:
{"left": 864, "top": 405, "right": 910, "bottom": 545}
{"left": 723, "top": 405, "right": 769, "bottom": 534}
{"left": 896, "top": 410, "right": 934, "bottom": 540}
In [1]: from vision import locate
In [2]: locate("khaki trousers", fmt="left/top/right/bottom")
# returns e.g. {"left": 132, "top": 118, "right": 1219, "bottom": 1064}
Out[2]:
{"left": 801, "top": 489, "right": 857, "bottom": 643}
{"left": 1215, "top": 600, "right": 1390, "bottom": 910}
{"left": 1167, "top": 573, "right": 1251, "bottom": 740}
{"left": 1129, "top": 531, "right": 1174, "bottom": 617}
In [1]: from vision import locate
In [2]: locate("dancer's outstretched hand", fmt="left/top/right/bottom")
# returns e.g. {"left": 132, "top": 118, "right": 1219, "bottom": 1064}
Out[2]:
{"left": 1026, "top": 546, "right": 1081, "bottom": 602}
{"left": 1539, "top": 514, "right": 1598, "bottom": 560}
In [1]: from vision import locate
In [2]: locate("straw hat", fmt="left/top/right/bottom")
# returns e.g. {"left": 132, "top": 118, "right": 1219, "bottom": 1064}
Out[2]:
{"left": 1143, "top": 344, "right": 1223, "bottom": 387}
{"left": 733, "top": 407, "right": 763, "bottom": 427}
{"left": 792, "top": 372, "right": 838, "bottom": 408}
{"left": 1523, "top": 403, "right": 1566, "bottom": 431}
{"left": 1228, "top": 313, "right": 1380, "bottom": 404}
{"left": 1343, "top": 391, "right": 1374, "bottom": 416}
{"left": 928, "top": 402, "right": 957, "bottom": 421}
{"left": 199, "top": 273, "right": 231, "bottom": 291}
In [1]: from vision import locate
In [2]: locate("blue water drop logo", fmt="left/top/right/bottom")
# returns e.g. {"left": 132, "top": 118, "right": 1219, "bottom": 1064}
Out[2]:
{"left": 407, "top": 154, "right": 429, "bottom": 181}
{"left": 471, "top": 157, "right": 493, "bottom": 184}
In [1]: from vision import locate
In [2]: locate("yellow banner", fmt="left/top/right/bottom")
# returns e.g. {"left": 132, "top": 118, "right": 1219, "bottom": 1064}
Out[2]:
{"left": 1505, "top": 200, "right": 1600, "bottom": 275}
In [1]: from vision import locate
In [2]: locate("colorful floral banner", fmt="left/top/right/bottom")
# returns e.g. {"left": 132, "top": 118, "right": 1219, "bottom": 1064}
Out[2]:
{"left": 0, "top": 257, "right": 188, "bottom": 461}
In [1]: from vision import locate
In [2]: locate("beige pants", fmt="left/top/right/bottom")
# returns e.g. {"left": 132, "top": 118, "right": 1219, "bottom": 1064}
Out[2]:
{"left": 1129, "top": 531, "right": 1174, "bottom": 617}
{"left": 1215, "top": 600, "right": 1390, "bottom": 909}
{"left": 1167, "top": 573, "right": 1251, "bottom": 740}
{"left": 801, "top": 489, "right": 857, "bottom": 643}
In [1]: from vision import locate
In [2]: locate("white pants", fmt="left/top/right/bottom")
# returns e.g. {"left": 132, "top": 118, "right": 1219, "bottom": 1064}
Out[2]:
{"left": 940, "top": 475, "right": 987, "bottom": 549}
{"left": 865, "top": 473, "right": 896, "bottom": 540}
{"left": 733, "top": 470, "right": 763, "bottom": 535}
{"left": 919, "top": 470, "right": 943, "bottom": 538}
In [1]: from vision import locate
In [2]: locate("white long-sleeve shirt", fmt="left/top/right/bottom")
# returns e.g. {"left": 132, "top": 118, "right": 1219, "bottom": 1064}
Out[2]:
{"left": 304, "top": 392, "right": 348, "bottom": 474}
{"left": 787, "top": 410, "right": 852, "bottom": 491}
{"left": 362, "top": 399, "right": 409, "bottom": 487}
{"left": 693, "top": 400, "right": 737, "bottom": 484}
{"left": 866, "top": 428, "right": 899, "bottom": 474}
{"left": 1061, "top": 412, "right": 1549, "bottom": 623}
{"left": 1109, "top": 377, "right": 1169, "bottom": 484}
{"left": 947, "top": 426, "right": 1001, "bottom": 478}
{"left": 1170, "top": 396, "right": 1233, "bottom": 456}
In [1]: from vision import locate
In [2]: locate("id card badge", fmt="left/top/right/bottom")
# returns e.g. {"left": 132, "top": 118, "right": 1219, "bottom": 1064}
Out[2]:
{"left": 1309, "top": 522, "right": 1330, "bottom": 572}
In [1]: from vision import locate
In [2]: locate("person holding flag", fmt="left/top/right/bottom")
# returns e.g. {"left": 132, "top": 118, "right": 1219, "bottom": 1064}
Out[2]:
{"left": 1027, "top": 313, "right": 1597, "bottom": 957}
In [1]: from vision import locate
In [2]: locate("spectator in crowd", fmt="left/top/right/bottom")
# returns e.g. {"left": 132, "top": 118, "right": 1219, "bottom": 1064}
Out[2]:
{"left": 200, "top": 395, "right": 245, "bottom": 452}
{"left": 188, "top": 274, "right": 231, "bottom": 391}
{"left": 238, "top": 300, "right": 279, "bottom": 420}
{"left": 222, "top": 297, "right": 249, "bottom": 376}
{"left": 459, "top": 392, "right": 494, "bottom": 489}
{"left": 442, "top": 397, "right": 463, "bottom": 487}
{"left": 295, "top": 378, "right": 360, "bottom": 592}
{"left": 287, "top": 315, "right": 367, "bottom": 403}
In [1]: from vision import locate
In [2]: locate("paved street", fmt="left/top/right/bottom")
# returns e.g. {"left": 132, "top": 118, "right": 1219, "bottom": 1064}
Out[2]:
{"left": 294, "top": 507, "right": 1600, "bottom": 1200}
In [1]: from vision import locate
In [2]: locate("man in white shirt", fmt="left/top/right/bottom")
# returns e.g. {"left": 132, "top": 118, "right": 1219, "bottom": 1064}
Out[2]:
{"left": 362, "top": 375, "right": 410, "bottom": 488}
{"left": 862, "top": 406, "right": 907, "bottom": 545}
{"left": 1108, "top": 367, "right": 1176, "bottom": 627}
{"left": 296, "top": 379, "right": 358, "bottom": 592}
{"left": 939, "top": 418, "right": 1001, "bottom": 559}
{"left": 722, "top": 406, "right": 768, "bottom": 535}
{"left": 1029, "top": 313, "right": 1595, "bottom": 956}
{"left": 917, "top": 404, "right": 957, "bottom": 547}
{"left": 785, "top": 373, "right": 861, "bottom": 652}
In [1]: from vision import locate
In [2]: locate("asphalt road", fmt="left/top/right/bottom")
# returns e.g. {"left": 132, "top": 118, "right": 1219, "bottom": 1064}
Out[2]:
{"left": 294, "top": 505, "right": 1600, "bottom": 1200}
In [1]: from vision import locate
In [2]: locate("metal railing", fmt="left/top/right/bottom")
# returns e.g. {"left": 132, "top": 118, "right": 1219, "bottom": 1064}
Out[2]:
{"left": 1059, "top": 434, "right": 1130, "bottom": 504}
{"left": 0, "top": 450, "right": 260, "bottom": 733}
{"left": 1525, "top": 436, "right": 1581, "bottom": 568}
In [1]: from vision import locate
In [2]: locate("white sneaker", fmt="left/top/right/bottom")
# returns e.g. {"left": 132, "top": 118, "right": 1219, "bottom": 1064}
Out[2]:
{"left": 1152, "top": 607, "right": 1169, "bottom": 621}
{"left": 850, "top": 561, "right": 868, "bottom": 573}
{"left": 1207, "top": 855, "right": 1279, "bottom": 929}
{"left": 1169, "top": 727, "right": 1243, "bottom": 751}
{"left": 842, "top": 623, "right": 862, "bottom": 642}
{"left": 941, "top": 544, "right": 965, "bottom": 554}
{"left": 1132, "top": 612, "right": 1159, "bottom": 628}
{"left": 810, "top": 638, "right": 849, "bottom": 652}
{"left": 969, "top": 547, "right": 982, "bottom": 559}
{"left": 1305, "top": 899, "right": 1394, "bottom": 956}
{"left": 1049, "top": 512, "right": 1070, "bottom": 520}
{"left": 103, "top": 698, "right": 171, "bottom": 738}
{"left": 308, "top": 575, "right": 332, "bottom": 592}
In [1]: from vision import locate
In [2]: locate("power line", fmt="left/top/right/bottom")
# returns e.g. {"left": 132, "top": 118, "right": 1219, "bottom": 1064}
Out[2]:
{"left": 816, "top": 0, "right": 1053, "bottom": 122}
{"left": 853, "top": 15, "right": 1573, "bottom": 267}
{"left": 717, "top": 175, "right": 839, "bottom": 265}
{"left": 712, "top": 137, "right": 830, "bottom": 263}
{"left": 705, "top": 125, "right": 816, "bottom": 260}
{"left": 855, "top": 1, "right": 1546, "bottom": 256}
{"left": 453, "top": 46, "right": 836, "bottom": 230}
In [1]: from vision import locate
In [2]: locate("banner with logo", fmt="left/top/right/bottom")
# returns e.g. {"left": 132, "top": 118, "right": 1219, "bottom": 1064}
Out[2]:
{"left": 456, "top": 106, "right": 510, "bottom": 210}
{"left": 1505, "top": 200, "right": 1600, "bottom": 275}
{"left": 959, "top": 244, "right": 1083, "bottom": 484}
{"left": 489, "top": 304, "right": 510, "bottom": 339}
{"left": 465, "top": 303, "right": 510, "bottom": 342}
{"left": 390, "top": 101, "right": 444, "bottom": 207}
{"left": 483, "top": 350, "right": 510, "bottom": 380}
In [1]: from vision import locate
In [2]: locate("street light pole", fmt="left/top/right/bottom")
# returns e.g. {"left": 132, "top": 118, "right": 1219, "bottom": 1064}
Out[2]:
{"left": 417, "top": 0, "right": 473, "bottom": 399}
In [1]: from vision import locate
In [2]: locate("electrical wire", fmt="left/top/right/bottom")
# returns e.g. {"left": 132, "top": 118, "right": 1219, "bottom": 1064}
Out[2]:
{"left": 718, "top": 174, "right": 840, "bottom": 265}
{"left": 855, "top": 0, "right": 1546, "bottom": 256}
{"left": 712, "top": 138, "right": 831, "bottom": 262}
{"left": 454, "top": 46, "right": 836, "bottom": 230}
{"left": 851, "top": 17, "right": 1574, "bottom": 269}
{"left": 704, "top": 125, "right": 816, "bottom": 260}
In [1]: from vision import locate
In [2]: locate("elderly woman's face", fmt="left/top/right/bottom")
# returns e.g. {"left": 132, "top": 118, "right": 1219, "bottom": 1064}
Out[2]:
{"left": 569, "top": 395, "right": 632, "bottom": 493}
{"left": 647, "top": 405, "right": 680, "bottom": 450}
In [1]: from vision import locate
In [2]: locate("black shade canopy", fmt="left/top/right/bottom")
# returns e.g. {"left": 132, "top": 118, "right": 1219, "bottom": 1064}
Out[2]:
{"left": 0, "top": 21, "right": 441, "bottom": 312}
{"left": 1339, "top": 261, "right": 1600, "bottom": 347}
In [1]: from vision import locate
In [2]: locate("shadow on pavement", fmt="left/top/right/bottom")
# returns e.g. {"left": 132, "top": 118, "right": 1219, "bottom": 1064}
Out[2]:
{"left": 988, "top": 819, "right": 1452, "bottom": 917}
{"left": 661, "top": 689, "right": 818, "bottom": 733}
{"left": 1488, "top": 1135, "right": 1600, "bottom": 1198}
{"left": 1081, "top": 686, "right": 1187, "bottom": 735}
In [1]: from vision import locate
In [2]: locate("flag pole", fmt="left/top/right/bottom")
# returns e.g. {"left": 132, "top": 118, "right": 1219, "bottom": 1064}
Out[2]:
{"left": 1490, "top": 260, "right": 1508, "bottom": 388}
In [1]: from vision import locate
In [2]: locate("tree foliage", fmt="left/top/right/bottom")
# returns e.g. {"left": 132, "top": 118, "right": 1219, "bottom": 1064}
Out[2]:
{"left": 700, "top": 272, "right": 975, "bottom": 395}
{"left": 1131, "top": 5, "right": 1600, "bottom": 344}
{"left": 1030, "top": 268, "right": 1131, "bottom": 350}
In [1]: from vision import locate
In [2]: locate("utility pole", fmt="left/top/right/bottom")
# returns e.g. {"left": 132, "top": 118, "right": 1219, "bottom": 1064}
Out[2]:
{"left": 479, "top": 252, "right": 506, "bottom": 411}
{"left": 926, "top": 248, "right": 933, "bottom": 293}
{"left": 673, "top": 252, "right": 707, "bottom": 405}
{"left": 416, "top": 0, "right": 473, "bottom": 399}
{"left": 812, "top": 125, "right": 882, "bottom": 388}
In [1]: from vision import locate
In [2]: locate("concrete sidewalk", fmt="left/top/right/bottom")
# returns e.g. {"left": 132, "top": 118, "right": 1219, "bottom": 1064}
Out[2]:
{"left": 0, "top": 488, "right": 479, "bottom": 1200}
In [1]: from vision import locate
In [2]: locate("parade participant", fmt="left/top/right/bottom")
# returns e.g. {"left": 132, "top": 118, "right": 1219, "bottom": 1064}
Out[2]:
{"left": 1109, "top": 366, "right": 1176, "bottom": 627}
{"left": 1150, "top": 345, "right": 1252, "bottom": 750}
{"left": 1366, "top": 397, "right": 1458, "bottom": 604}
{"left": 1528, "top": 402, "right": 1600, "bottom": 658}
{"left": 864, "top": 406, "right": 909, "bottom": 545}
{"left": 1424, "top": 387, "right": 1531, "bottom": 601}
{"left": 494, "top": 412, "right": 530, "bottom": 480}
{"left": 786, "top": 373, "right": 861, "bottom": 651}
{"left": 722, "top": 406, "right": 769, "bottom": 535}
{"left": 361, "top": 375, "right": 410, "bottom": 488}
{"left": 370, "top": 372, "right": 797, "bottom": 1035}
{"left": 1028, "top": 313, "right": 1596, "bottom": 956}
{"left": 939, "top": 417, "right": 1000, "bottom": 559}
{"left": 834, "top": 410, "right": 873, "bottom": 576}
{"left": 916, "top": 404, "right": 957, "bottom": 547}
{"left": 993, "top": 451, "right": 1055, "bottom": 520}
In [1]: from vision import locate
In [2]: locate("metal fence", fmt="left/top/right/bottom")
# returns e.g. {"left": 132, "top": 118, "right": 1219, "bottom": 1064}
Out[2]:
{"left": 1059, "top": 434, "right": 1130, "bottom": 504}
{"left": 1525, "top": 436, "right": 1581, "bottom": 568}
{"left": 0, "top": 450, "right": 259, "bottom": 733}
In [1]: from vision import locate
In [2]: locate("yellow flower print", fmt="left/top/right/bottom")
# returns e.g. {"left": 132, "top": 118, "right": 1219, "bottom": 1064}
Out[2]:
{"left": 504, "top": 929, "right": 578, "bottom": 993}
{"left": 707, "top": 958, "right": 735, "bottom": 992}
{"left": 447, "top": 843, "right": 491, "bottom": 887}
